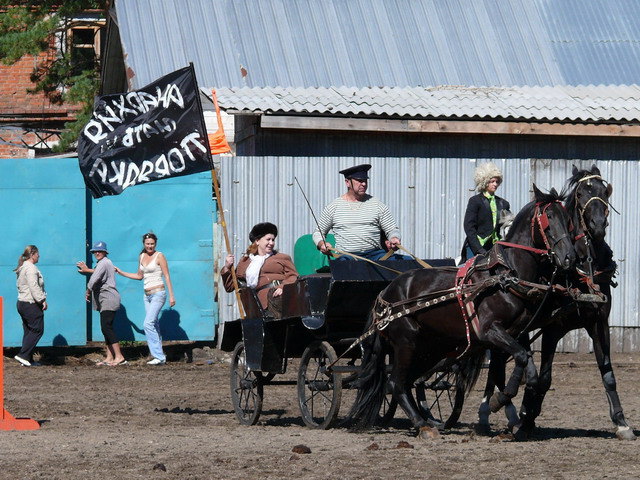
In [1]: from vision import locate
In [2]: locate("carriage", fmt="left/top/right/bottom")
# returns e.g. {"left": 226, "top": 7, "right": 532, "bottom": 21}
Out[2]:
{"left": 218, "top": 257, "right": 464, "bottom": 429}
{"left": 219, "top": 167, "right": 634, "bottom": 440}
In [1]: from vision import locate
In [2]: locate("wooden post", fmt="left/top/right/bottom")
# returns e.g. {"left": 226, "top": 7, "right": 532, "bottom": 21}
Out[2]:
{"left": 0, "top": 297, "right": 40, "bottom": 430}
{"left": 212, "top": 168, "right": 245, "bottom": 319}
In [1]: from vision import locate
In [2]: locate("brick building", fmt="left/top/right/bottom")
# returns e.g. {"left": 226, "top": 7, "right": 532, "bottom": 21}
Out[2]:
{"left": 0, "top": 49, "right": 79, "bottom": 158}
{"left": 0, "top": 9, "right": 105, "bottom": 158}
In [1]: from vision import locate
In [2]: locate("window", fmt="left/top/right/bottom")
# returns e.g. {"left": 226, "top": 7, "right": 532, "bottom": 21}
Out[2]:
{"left": 69, "top": 25, "right": 104, "bottom": 74}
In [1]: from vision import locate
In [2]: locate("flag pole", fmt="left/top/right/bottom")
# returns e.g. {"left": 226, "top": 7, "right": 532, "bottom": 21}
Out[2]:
{"left": 211, "top": 166, "right": 245, "bottom": 319}
{"left": 192, "top": 68, "right": 245, "bottom": 319}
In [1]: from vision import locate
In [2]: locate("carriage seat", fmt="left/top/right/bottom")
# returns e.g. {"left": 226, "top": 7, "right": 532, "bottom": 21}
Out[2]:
{"left": 293, "top": 233, "right": 336, "bottom": 275}
{"left": 239, "top": 279, "right": 306, "bottom": 321}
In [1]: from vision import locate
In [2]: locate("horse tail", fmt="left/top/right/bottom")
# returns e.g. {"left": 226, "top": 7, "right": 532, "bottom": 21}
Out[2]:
{"left": 346, "top": 315, "right": 387, "bottom": 429}
{"left": 457, "top": 351, "right": 485, "bottom": 398}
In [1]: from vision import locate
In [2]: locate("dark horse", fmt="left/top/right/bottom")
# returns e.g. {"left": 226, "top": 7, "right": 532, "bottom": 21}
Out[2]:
{"left": 500, "top": 165, "right": 635, "bottom": 441}
{"left": 348, "top": 186, "right": 576, "bottom": 434}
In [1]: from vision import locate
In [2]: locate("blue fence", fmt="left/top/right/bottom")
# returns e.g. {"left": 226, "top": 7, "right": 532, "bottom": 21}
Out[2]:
{"left": 0, "top": 157, "right": 217, "bottom": 347}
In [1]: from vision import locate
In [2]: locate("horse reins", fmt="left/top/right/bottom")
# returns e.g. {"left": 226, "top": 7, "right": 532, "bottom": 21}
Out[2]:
{"left": 379, "top": 244, "right": 433, "bottom": 268}
{"left": 326, "top": 201, "right": 570, "bottom": 369}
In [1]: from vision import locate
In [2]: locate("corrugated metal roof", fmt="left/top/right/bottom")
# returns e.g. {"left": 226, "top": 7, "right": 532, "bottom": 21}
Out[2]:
{"left": 115, "top": 0, "right": 640, "bottom": 90}
{"left": 212, "top": 85, "right": 640, "bottom": 123}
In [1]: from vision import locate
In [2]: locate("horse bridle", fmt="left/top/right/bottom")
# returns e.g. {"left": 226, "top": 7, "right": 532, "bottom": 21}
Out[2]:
{"left": 497, "top": 200, "right": 571, "bottom": 265}
{"left": 533, "top": 201, "right": 571, "bottom": 252}
{"left": 575, "top": 174, "right": 611, "bottom": 236}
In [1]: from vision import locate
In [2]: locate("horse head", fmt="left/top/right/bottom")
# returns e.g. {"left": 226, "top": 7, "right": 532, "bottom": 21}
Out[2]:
{"left": 531, "top": 184, "right": 576, "bottom": 271}
{"left": 504, "top": 185, "right": 575, "bottom": 272}
{"left": 568, "top": 164, "right": 612, "bottom": 243}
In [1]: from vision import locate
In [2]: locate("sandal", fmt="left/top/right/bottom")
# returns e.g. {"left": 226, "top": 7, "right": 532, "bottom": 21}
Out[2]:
{"left": 108, "top": 360, "right": 128, "bottom": 366}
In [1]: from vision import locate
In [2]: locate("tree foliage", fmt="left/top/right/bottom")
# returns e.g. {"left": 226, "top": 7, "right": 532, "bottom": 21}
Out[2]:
{"left": 0, "top": 0, "right": 109, "bottom": 152}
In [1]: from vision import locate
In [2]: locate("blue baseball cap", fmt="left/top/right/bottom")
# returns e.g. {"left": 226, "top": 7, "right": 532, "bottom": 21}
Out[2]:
{"left": 90, "top": 241, "right": 108, "bottom": 253}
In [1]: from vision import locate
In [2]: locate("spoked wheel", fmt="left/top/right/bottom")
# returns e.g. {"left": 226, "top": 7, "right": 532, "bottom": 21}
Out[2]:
{"left": 297, "top": 341, "right": 342, "bottom": 429}
{"left": 229, "top": 342, "right": 263, "bottom": 426}
{"left": 414, "top": 366, "right": 465, "bottom": 430}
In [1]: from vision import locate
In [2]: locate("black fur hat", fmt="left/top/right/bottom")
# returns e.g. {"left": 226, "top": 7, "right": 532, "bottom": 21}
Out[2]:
{"left": 249, "top": 222, "right": 278, "bottom": 243}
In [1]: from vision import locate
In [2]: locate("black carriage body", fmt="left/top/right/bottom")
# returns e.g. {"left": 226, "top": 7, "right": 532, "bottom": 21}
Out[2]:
{"left": 220, "top": 259, "right": 454, "bottom": 373}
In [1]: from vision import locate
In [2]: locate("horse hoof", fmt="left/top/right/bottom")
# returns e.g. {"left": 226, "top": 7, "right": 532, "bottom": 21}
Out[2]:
{"left": 512, "top": 423, "right": 529, "bottom": 442}
{"left": 474, "top": 423, "right": 492, "bottom": 436}
{"left": 418, "top": 425, "right": 440, "bottom": 440}
{"left": 616, "top": 426, "right": 637, "bottom": 441}
{"left": 489, "top": 431, "right": 514, "bottom": 442}
{"left": 426, "top": 418, "right": 445, "bottom": 431}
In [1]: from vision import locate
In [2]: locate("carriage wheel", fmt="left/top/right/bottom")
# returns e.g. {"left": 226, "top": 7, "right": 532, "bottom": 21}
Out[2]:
{"left": 229, "top": 342, "right": 263, "bottom": 426}
{"left": 414, "top": 367, "right": 465, "bottom": 430}
{"left": 297, "top": 341, "right": 342, "bottom": 429}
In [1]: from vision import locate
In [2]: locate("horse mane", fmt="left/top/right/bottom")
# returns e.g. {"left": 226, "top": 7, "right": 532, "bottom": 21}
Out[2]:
{"left": 504, "top": 187, "right": 567, "bottom": 242}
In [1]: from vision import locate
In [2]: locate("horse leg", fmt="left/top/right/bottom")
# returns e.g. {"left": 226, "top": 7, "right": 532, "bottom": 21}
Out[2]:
{"left": 476, "top": 349, "right": 496, "bottom": 434}
{"left": 484, "top": 325, "right": 538, "bottom": 420}
{"left": 477, "top": 348, "right": 520, "bottom": 435}
{"left": 491, "top": 347, "right": 520, "bottom": 431}
{"left": 588, "top": 319, "right": 636, "bottom": 441}
{"left": 518, "top": 328, "right": 562, "bottom": 438}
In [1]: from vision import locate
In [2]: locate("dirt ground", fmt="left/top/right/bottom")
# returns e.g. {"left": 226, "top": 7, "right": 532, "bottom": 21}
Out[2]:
{"left": 1, "top": 346, "right": 639, "bottom": 480}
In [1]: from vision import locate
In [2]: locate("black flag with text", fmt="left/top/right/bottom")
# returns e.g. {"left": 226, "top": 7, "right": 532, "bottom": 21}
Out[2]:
{"left": 77, "top": 65, "right": 213, "bottom": 198}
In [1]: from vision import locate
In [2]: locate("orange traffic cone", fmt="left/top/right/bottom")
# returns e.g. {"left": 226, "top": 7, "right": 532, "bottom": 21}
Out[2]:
{"left": 0, "top": 297, "right": 39, "bottom": 430}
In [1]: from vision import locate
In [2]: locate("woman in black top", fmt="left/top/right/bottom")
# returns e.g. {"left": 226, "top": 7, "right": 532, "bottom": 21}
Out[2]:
{"left": 461, "top": 162, "right": 510, "bottom": 262}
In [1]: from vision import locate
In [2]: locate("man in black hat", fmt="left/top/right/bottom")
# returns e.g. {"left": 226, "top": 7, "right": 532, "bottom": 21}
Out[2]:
{"left": 311, "top": 163, "right": 403, "bottom": 260}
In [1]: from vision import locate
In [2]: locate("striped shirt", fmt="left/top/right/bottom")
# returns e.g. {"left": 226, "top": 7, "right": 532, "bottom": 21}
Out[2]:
{"left": 312, "top": 195, "right": 401, "bottom": 253}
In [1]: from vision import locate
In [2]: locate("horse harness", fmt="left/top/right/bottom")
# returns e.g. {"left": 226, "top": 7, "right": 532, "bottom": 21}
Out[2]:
{"left": 372, "top": 201, "right": 571, "bottom": 358}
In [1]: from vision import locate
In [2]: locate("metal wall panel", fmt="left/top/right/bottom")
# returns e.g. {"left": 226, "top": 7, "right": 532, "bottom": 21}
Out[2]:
{"left": 487, "top": 158, "right": 639, "bottom": 353}
{"left": 0, "top": 158, "right": 88, "bottom": 346}
{"left": 218, "top": 157, "right": 640, "bottom": 353}
{"left": 217, "top": 156, "right": 532, "bottom": 322}
{"left": 91, "top": 172, "right": 217, "bottom": 342}
{"left": 0, "top": 159, "right": 218, "bottom": 346}
{"left": 531, "top": 159, "right": 640, "bottom": 337}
